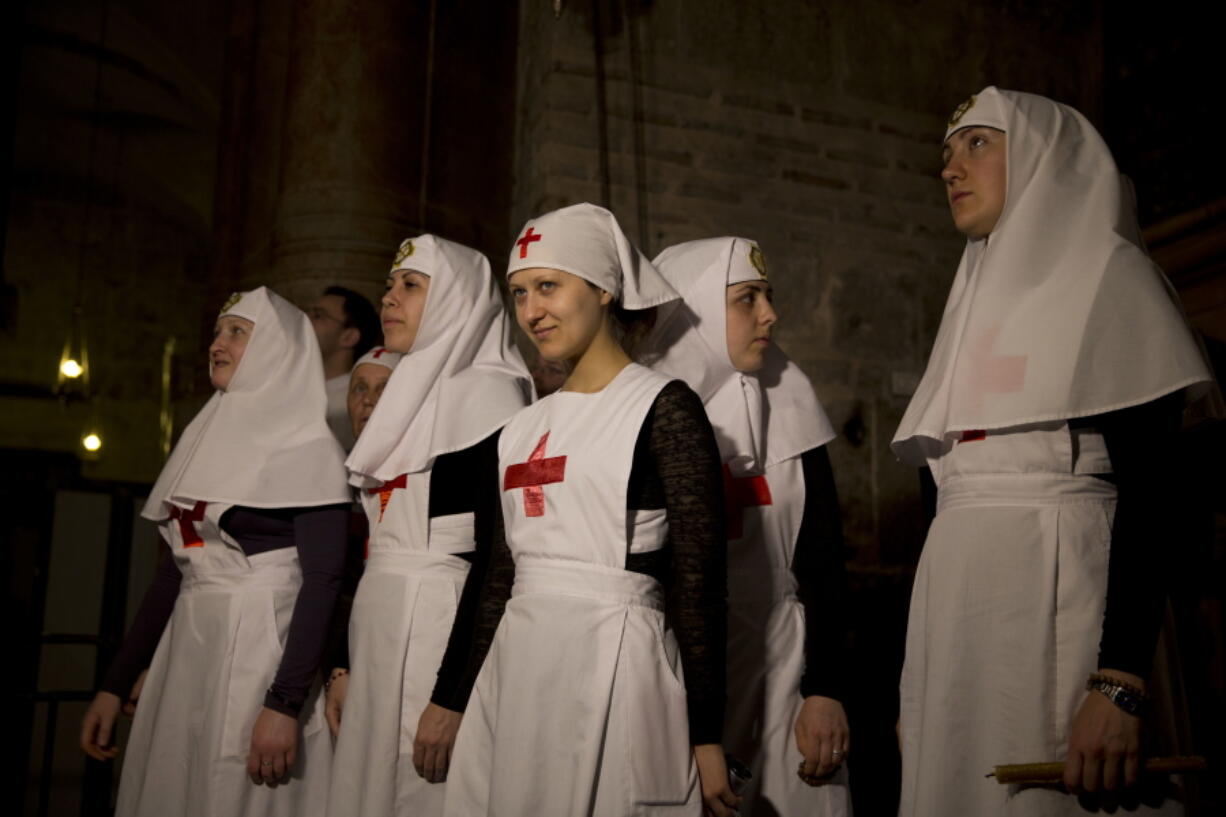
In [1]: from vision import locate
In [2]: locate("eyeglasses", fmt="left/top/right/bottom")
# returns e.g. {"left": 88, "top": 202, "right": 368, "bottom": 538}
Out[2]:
{"left": 307, "top": 306, "right": 345, "bottom": 325}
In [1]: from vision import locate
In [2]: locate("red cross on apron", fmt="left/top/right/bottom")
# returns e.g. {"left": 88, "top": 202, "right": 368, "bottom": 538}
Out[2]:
{"left": 504, "top": 432, "right": 567, "bottom": 517}
{"left": 960, "top": 325, "right": 1027, "bottom": 414}
{"left": 723, "top": 464, "right": 773, "bottom": 540}
{"left": 169, "top": 501, "right": 207, "bottom": 548}
{"left": 515, "top": 227, "right": 543, "bottom": 258}
{"left": 363, "top": 474, "right": 407, "bottom": 559}
{"left": 367, "top": 474, "right": 408, "bottom": 524}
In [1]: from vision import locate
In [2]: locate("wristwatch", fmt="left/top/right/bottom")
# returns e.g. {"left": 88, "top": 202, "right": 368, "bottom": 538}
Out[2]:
{"left": 1087, "top": 676, "right": 1147, "bottom": 716}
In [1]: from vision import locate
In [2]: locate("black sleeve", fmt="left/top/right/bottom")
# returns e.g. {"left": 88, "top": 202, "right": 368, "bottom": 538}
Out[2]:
{"left": 431, "top": 430, "right": 513, "bottom": 712}
{"left": 100, "top": 540, "right": 182, "bottom": 696}
{"left": 263, "top": 504, "right": 350, "bottom": 718}
{"left": 1084, "top": 392, "right": 1184, "bottom": 678}
{"left": 323, "top": 506, "right": 368, "bottom": 672}
{"left": 793, "top": 446, "right": 851, "bottom": 701}
{"left": 647, "top": 380, "right": 728, "bottom": 746}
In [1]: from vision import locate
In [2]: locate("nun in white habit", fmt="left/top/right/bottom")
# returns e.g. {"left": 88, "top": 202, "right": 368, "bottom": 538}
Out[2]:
{"left": 325, "top": 235, "right": 533, "bottom": 817}
{"left": 641, "top": 236, "right": 852, "bottom": 816}
{"left": 322, "top": 343, "right": 401, "bottom": 735}
{"left": 436, "top": 203, "right": 739, "bottom": 816}
{"left": 80, "top": 287, "right": 352, "bottom": 817}
{"left": 893, "top": 87, "right": 1218, "bottom": 816}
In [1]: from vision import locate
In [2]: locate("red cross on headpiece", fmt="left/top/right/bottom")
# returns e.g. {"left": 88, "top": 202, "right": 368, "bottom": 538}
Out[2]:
{"left": 723, "top": 464, "right": 772, "bottom": 540}
{"left": 504, "top": 432, "right": 567, "bottom": 517}
{"left": 372, "top": 347, "right": 389, "bottom": 358}
{"left": 169, "top": 501, "right": 207, "bottom": 548}
{"left": 516, "top": 227, "right": 543, "bottom": 259}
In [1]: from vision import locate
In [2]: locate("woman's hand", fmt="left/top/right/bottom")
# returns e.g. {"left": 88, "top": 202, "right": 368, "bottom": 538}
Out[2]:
{"left": 325, "top": 669, "right": 348, "bottom": 738}
{"left": 121, "top": 669, "right": 148, "bottom": 717}
{"left": 693, "top": 744, "right": 742, "bottom": 817}
{"left": 1064, "top": 669, "right": 1145, "bottom": 793}
{"left": 80, "top": 691, "right": 122, "bottom": 761}
{"left": 413, "top": 703, "right": 462, "bottom": 783}
{"left": 247, "top": 707, "right": 299, "bottom": 785}
{"left": 795, "top": 695, "right": 850, "bottom": 784}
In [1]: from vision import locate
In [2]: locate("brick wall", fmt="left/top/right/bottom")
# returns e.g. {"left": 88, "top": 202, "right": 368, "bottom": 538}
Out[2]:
{"left": 511, "top": 0, "right": 1104, "bottom": 571}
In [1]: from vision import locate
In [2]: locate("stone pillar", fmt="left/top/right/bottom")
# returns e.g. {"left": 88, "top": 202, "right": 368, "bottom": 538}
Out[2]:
{"left": 213, "top": 0, "right": 518, "bottom": 308}
{"left": 251, "top": 0, "right": 427, "bottom": 305}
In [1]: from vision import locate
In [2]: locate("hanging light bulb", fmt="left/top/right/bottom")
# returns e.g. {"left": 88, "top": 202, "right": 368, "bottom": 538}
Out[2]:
{"left": 57, "top": 306, "right": 90, "bottom": 394}
{"left": 82, "top": 431, "right": 102, "bottom": 452}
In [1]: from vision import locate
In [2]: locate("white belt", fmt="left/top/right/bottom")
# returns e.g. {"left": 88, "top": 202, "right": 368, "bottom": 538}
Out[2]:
{"left": 512, "top": 556, "right": 663, "bottom": 612}
{"left": 937, "top": 472, "right": 1117, "bottom": 515}
{"left": 180, "top": 547, "right": 301, "bottom": 593}
{"left": 364, "top": 548, "right": 470, "bottom": 579}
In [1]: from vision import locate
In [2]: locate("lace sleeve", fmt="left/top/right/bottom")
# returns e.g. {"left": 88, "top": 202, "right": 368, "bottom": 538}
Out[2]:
{"left": 647, "top": 380, "right": 728, "bottom": 745}
{"left": 430, "top": 431, "right": 515, "bottom": 711}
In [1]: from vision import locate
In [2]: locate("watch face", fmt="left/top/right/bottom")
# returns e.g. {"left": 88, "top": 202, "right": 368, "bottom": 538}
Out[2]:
{"left": 1105, "top": 685, "right": 1143, "bottom": 715}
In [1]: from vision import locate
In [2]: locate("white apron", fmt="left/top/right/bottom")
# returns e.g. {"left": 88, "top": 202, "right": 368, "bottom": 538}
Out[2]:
{"left": 444, "top": 363, "right": 701, "bottom": 817}
{"left": 116, "top": 504, "right": 331, "bottom": 817}
{"left": 327, "top": 467, "right": 474, "bottom": 817}
{"left": 898, "top": 424, "right": 1184, "bottom": 816}
{"left": 723, "top": 456, "right": 852, "bottom": 816}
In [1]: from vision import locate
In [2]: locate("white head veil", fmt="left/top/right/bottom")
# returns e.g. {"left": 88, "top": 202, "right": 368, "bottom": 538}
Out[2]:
{"left": 892, "top": 86, "right": 1218, "bottom": 465}
{"left": 506, "top": 202, "right": 678, "bottom": 309}
{"left": 351, "top": 345, "right": 403, "bottom": 373}
{"left": 345, "top": 234, "right": 533, "bottom": 488}
{"left": 142, "top": 287, "right": 351, "bottom": 520}
{"left": 641, "top": 237, "right": 836, "bottom": 474}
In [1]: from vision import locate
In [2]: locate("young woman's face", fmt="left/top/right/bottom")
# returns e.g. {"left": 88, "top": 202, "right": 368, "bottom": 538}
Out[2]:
{"left": 347, "top": 362, "right": 393, "bottom": 438}
{"left": 381, "top": 269, "right": 431, "bottom": 353}
{"left": 209, "top": 315, "right": 255, "bottom": 391}
{"left": 508, "top": 267, "right": 612, "bottom": 363}
{"left": 941, "top": 126, "right": 1007, "bottom": 239}
{"left": 725, "top": 281, "right": 777, "bottom": 372}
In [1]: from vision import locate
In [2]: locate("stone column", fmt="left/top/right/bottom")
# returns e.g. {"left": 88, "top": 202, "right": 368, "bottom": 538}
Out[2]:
{"left": 263, "top": 0, "right": 427, "bottom": 304}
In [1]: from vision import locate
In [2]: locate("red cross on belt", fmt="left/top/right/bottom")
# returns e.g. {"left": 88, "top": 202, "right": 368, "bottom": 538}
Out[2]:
{"left": 169, "top": 501, "right": 207, "bottom": 548}
{"left": 723, "top": 464, "right": 772, "bottom": 540}
{"left": 367, "top": 474, "right": 408, "bottom": 524}
{"left": 516, "top": 226, "right": 543, "bottom": 259}
{"left": 504, "top": 432, "right": 567, "bottom": 517}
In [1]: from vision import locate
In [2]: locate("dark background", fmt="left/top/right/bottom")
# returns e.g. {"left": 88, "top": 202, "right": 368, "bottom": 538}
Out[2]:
{"left": 5, "top": 1, "right": 1223, "bottom": 814}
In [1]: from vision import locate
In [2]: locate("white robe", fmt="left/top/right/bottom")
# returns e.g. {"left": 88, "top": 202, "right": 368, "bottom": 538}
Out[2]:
{"left": 898, "top": 424, "right": 1184, "bottom": 816}
{"left": 723, "top": 456, "right": 851, "bottom": 816}
{"left": 116, "top": 504, "right": 331, "bottom": 817}
{"left": 444, "top": 363, "right": 701, "bottom": 817}
{"left": 326, "top": 465, "right": 474, "bottom": 817}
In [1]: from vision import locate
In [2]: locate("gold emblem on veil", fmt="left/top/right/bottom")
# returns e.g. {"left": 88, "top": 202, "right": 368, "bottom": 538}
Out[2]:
{"left": 220, "top": 292, "right": 242, "bottom": 313}
{"left": 948, "top": 95, "right": 976, "bottom": 128}
{"left": 394, "top": 239, "right": 415, "bottom": 266}
{"left": 749, "top": 245, "right": 768, "bottom": 280}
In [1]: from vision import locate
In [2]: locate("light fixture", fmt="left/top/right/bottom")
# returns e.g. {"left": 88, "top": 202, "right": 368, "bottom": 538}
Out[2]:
{"left": 57, "top": 304, "right": 90, "bottom": 394}
{"left": 82, "top": 432, "right": 102, "bottom": 452}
